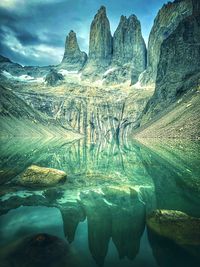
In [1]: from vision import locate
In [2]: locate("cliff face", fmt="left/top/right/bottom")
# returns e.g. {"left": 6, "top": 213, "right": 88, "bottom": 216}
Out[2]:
{"left": 83, "top": 8, "right": 146, "bottom": 83}
{"left": 112, "top": 15, "right": 146, "bottom": 71}
{"left": 16, "top": 87, "right": 151, "bottom": 143}
{"left": 61, "top": 30, "right": 87, "bottom": 71}
{"left": 88, "top": 6, "right": 112, "bottom": 65}
{"left": 136, "top": 8, "right": 200, "bottom": 139}
{"left": 82, "top": 6, "right": 113, "bottom": 79}
{"left": 102, "top": 15, "right": 147, "bottom": 85}
{"left": 140, "top": 0, "right": 193, "bottom": 85}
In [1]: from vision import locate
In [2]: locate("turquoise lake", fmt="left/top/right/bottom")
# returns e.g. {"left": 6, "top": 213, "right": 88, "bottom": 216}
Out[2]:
{"left": 0, "top": 137, "right": 199, "bottom": 267}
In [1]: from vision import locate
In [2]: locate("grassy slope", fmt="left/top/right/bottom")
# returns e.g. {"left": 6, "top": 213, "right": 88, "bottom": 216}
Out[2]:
{"left": 133, "top": 89, "right": 200, "bottom": 139}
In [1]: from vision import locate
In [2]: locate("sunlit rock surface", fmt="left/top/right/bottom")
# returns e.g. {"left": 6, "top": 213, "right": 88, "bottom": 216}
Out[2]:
{"left": 147, "top": 209, "right": 200, "bottom": 246}
{"left": 16, "top": 165, "right": 67, "bottom": 188}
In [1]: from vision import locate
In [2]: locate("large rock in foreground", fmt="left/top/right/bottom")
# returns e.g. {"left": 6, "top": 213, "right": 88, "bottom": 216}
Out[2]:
{"left": 17, "top": 165, "right": 67, "bottom": 188}
{"left": 147, "top": 209, "right": 200, "bottom": 246}
{"left": 0, "top": 233, "right": 71, "bottom": 267}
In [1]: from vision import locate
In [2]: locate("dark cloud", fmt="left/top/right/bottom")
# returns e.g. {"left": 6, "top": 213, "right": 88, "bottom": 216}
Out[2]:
{"left": 0, "top": 0, "right": 167, "bottom": 66}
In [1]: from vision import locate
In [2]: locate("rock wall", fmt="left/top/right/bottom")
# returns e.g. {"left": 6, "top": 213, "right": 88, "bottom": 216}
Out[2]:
{"left": 16, "top": 87, "right": 150, "bottom": 143}
{"left": 112, "top": 15, "right": 146, "bottom": 71}
{"left": 140, "top": 0, "right": 193, "bottom": 85}
{"left": 88, "top": 6, "right": 112, "bottom": 65}
{"left": 82, "top": 6, "right": 113, "bottom": 79}
{"left": 140, "top": 11, "right": 200, "bottom": 124}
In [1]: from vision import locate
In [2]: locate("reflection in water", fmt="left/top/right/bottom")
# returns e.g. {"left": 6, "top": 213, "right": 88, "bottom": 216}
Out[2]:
{"left": 0, "top": 137, "right": 199, "bottom": 266}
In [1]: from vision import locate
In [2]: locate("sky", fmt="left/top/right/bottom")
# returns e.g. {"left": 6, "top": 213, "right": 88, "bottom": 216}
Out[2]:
{"left": 0, "top": 0, "right": 168, "bottom": 66}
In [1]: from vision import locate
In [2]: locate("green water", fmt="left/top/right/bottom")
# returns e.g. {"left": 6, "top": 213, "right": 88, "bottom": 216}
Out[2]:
{"left": 0, "top": 137, "right": 199, "bottom": 267}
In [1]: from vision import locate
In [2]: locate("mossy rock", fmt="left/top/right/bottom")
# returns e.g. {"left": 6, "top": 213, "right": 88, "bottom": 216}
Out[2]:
{"left": 147, "top": 209, "right": 200, "bottom": 246}
{"left": 16, "top": 165, "right": 67, "bottom": 188}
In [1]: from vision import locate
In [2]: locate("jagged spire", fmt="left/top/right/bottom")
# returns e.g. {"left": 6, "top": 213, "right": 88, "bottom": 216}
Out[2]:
{"left": 61, "top": 30, "right": 87, "bottom": 71}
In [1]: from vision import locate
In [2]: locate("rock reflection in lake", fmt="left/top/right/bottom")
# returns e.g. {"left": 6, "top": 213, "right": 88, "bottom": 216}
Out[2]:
{"left": 0, "top": 137, "right": 199, "bottom": 267}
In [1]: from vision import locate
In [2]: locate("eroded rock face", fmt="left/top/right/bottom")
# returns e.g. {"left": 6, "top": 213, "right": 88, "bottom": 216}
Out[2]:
{"left": 140, "top": 0, "right": 193, "bottom": 85}
{"left": 147, "top": 209, "right": 200, "bottom": 246}
{"left": 17, "top": 165, "right": 67, "bottom": 188}
{"left": 89, "top": 6, "right": 112, "bottom": 64}
{"left": 112, "top": 14, "right": 146, "bottom": 84}
{"left": 61, "top": 30, "right": 87, "bottom": 71}
{"left": 141, "top": 13, "right": 200, "bottom": 124}
{"left": 83, "top": 6, "right": 112, "bottom": 78}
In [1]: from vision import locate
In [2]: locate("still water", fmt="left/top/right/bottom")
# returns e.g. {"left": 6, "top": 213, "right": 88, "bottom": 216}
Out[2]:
{"left": 0, "top": 137, "right": 199, "bottom": 267}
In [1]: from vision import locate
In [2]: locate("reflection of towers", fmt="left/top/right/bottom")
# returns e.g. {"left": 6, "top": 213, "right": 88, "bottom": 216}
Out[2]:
{"left": 80, "top": 190, "right": 112, "bottom": 267}
{"left": 103, "top": 186, "right": 145, "bottom": 260}
{"left": 60, "top": 201, "right": 85, "bottom": 243}
{"left": 61, "top": 186, "right": 147, "bottom": 266}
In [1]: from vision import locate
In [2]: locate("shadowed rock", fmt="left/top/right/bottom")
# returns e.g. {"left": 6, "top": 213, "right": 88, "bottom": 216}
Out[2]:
{"left": 0, "top": 233, "right": 70, "bottom": 267}
{"left": 111, "top": 14, "right": 146, "bottom": 84}
{"left": 45, "top": 69, "right": 64, "bottom": 86}
{"left": 141, "top": 12, "right": 200, "bottom": 124}
{"left": 140, "top": 0, "right": 193, "bottom": 85}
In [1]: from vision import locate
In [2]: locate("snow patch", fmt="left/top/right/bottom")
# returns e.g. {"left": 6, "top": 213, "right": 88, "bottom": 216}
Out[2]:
{"left": 2, "top": 70, "right": 44, "bottom": 83}
{"left": 103, "top": 67, "right": 116, "bottom": 76}
{"left": 58, "top": 69, "right": 79, "bottom": 76}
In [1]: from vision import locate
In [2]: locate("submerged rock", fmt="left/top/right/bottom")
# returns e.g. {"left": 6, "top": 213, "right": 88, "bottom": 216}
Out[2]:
{"left": 147, "top": 209, "right": 200, "bottom": 246}
{"left": 1, "top": 233, "right": 70, "bottom": 267}
{"left": 45, "top": 69, "right": 64, "bottom": 86}
{"left": 17, "top": 165, "right": 67, "bottom": 188}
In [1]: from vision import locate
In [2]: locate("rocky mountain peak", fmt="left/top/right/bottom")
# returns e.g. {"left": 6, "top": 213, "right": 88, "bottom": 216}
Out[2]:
{"left": 88, "top": 6, "right": 112, "bottom": 62}
{"left": 61, "top": 30, "right": 87, "bottom": 71}
{"left": 111, "top": 13, "right": 146, "bottom": 84}
{"left": 63, "top": 30, "right": 81, "bottom": 56}
{"left": 82, "top": 6, "right": 112, "bottom": 78}
{"left": 97, "top": 6, "right": 106, "bottom": 16}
